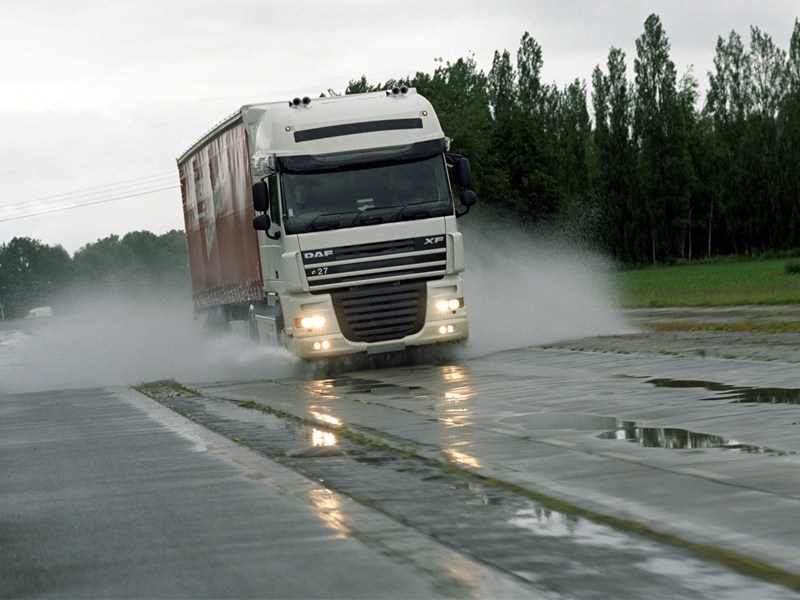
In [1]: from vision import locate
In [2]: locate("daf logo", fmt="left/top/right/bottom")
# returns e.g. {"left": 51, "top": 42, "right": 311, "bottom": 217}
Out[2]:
{"left": 304, "top": 250, "right": 334, "bottom": 259}
{"left": 424, "top": 236, "right": 444, "bottom": 245}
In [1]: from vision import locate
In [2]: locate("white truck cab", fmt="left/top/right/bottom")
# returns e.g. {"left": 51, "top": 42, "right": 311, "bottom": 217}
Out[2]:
{"left": 178, "top": 88, "right": 476, "bottom": 360}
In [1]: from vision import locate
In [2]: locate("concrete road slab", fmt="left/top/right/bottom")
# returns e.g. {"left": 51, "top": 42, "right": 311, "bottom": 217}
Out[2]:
{"left": 0, "top": 386, "right": 536, "bottom": 599}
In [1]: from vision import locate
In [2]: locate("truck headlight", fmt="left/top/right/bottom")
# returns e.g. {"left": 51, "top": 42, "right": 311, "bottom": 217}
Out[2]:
{"left": 296, "top": 315, "right": 326, "bottom": 329}
{"left": 436, "top": 298, "right": 463, "bottom": 312}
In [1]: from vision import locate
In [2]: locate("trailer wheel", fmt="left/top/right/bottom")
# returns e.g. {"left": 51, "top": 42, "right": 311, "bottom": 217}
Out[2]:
{"left": 204, "top": 305, "right": 228, "bottom": 333}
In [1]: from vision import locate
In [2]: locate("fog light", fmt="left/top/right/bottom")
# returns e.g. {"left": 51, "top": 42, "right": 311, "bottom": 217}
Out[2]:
{"left": 438, "top": 325, "right": 455, "bottom": 335}
{"left": 297, "top": 315, "right": 326, "bottom": 329}
{"left": 436, "top": 298, "right": 463, "bottom": 312}
{"left": 313, "top": 340, "right": 331, "bottom": 351}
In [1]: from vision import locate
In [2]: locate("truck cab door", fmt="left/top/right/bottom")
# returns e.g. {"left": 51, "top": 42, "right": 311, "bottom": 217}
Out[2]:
{"left": 256, "top": 176, "right": 285, "bottom": 292}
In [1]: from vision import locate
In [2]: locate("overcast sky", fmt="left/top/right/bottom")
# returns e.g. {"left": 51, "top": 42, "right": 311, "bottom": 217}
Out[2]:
{"left": 1, "top": 0, "right": 797, "bottom": 254}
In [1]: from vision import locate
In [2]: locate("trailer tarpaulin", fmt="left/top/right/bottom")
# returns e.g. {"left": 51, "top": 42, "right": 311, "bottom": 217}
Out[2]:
{"left": 178, "top": 122, "right": 262, "bottom": 311}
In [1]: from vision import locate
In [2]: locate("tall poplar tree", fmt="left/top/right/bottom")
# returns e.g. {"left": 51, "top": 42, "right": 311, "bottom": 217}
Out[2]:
{"left": 778, "top": 20, "right": 800, "bottom": 247}
{"left": 592, "top": 47, "right": 636, "bottom": 261}
{"left": 747, "top": 27, "right": 788, "bottom": 250}
{"left": 513, "top": 32, "right": 559, "bottom": 219}
{"left": 708, "top": 26, "right": 792, "bottom": 254}
{"left": 633, "top": 14, "right": 692, "bottom": 263}
{"left": 486, "top": 34, "right": 559, "bottom": 220}
{"left": 706, "top": 30, "right": 750, "bottom": 253}
{"left": 486, "top": 49, "right": 520, "bottom": 212}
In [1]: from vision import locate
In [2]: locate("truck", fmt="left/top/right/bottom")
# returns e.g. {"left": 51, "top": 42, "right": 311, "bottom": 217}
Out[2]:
{"left": 177, "top": 87, "right": 477, "bottom": 360}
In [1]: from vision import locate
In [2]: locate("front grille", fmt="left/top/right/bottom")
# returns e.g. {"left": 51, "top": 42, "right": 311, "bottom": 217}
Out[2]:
{"left": 332, "top": 281, "right": 426, "bottom": 343}
{"left": 302, "top": 236, "right": 447, "bottom": 292}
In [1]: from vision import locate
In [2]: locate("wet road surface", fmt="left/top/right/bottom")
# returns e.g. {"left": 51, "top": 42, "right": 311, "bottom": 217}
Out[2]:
{"left": 4, "top": 311, "right": 800, "bottom": 598}
{"left": 0, "top": 385, "right": 532, "bottom": 599}
{"left": 148, "top": 373, "right": 800, "bottom": 599}
{"left": 171, "top": 338, "right": 800, "bottom": 598}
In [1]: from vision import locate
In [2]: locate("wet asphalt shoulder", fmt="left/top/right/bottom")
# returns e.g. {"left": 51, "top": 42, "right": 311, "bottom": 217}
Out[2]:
{"left": 0, "top": 385, "right": 535, "bottom": 599}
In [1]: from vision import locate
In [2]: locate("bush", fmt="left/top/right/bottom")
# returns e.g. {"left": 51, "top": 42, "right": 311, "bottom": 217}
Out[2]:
{"left": 785, "top": 261, "right": 800, "bottom": 275}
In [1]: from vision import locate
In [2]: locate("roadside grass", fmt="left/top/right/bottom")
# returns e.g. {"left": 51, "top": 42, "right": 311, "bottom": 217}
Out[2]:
{"left": 616, "top": 258, "right": 800, "bottom": 308}
{"left": 649, "top": 321, "right": 800, "bottom": 333}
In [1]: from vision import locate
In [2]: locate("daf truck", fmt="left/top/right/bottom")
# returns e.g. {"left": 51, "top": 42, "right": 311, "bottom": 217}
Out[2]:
{"left": 177, "top": 88, "right": 476, "bottom": 359}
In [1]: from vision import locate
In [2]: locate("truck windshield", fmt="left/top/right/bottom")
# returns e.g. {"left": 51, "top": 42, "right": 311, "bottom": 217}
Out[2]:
{"left": 281, "top": 155, "right": 453, "bottom": 234}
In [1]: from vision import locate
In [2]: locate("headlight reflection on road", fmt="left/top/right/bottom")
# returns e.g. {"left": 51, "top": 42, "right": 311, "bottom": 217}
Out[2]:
{"left": 309, "top": 409, "right": 342, "bottom": 427}
{"left": 444, "top": 386, "right": 476, "bottom": 402}
{"left": 310, "top": 428, "right": 337, "bottom": 447}
{"left": 445, "top": 448, "right": 482, "bottom": 468}
{"left": 308, "top": 488, "right": 348, "bottom": 538}
{"left": 440, "top": 408, "right": 471, "bottom": 428}
{"left": 307, "top": 380, "right": 340, "bottom": 401}
{"left": 442, "top": 366, "right": 467, "bottom": 382}
{"left": 442, "top": 384, "right": 476, "bottom": 427}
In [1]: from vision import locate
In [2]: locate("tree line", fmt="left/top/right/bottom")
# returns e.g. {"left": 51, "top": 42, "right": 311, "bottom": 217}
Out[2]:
{"left": 347, "top": 14, "right": 800, "bottom": 264}
{"left": 3, "top": 14, "right": 799, "bottom": 316}
{"left": 0, "top": 231, "right": 188, "bottom": 319}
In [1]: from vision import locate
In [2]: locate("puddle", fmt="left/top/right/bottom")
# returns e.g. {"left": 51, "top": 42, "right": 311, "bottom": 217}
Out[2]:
{"left": 599, "top": 421, "right": 791, "bottom": 454}
{"left": 310, "top": 377, "right": 427, "bottom": 398}
{"left": 647, "top": 378, "right": 800, "bottom": 404}
{"left": 511, "top": 503, "right": 636, "bottom": 546}
{"left": 503, "top": 413, "right": 617, "bottom": 431}
{"left": 148, "top": 390, "right": 344, "bottom": 459}
{"left": 356, "top": 383, "right": 425, "bottom": 397}
{"left": 501, "top": 412, "right": 618, "bottom": 431}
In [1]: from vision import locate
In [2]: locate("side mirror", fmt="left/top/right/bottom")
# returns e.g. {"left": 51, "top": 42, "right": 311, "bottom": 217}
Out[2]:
{"left": 252, "top": 181, "right": 268, "bottom": 212}
{"left": 253, "top": 213, "right": 281, "bottom": 239}
{"left": 454, "top": 157, "right": 473, "bottom": 188}
{"left": 460, "top": 189, "right": 477, "bottom": 207}
{"left": 253, "top": 213, "right": 271, "bottom": 231}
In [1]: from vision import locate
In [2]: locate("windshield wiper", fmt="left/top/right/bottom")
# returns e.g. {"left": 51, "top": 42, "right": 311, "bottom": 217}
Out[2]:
{"left": 303, "top": 211, "right": 358, "bottom": 232}
{"left": 393, "top": 200, "right": 433, "bottom": 222}
{"left": 351, "top": 206, "right": 394, "bottom": 227}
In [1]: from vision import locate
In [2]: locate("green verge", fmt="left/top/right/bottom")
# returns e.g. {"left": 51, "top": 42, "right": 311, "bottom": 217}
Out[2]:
{"left": 616, "top": 258, "right": 800, "bottom": 308}
{"left": 646, "top": 320, "right": 800, "bottom": 333}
